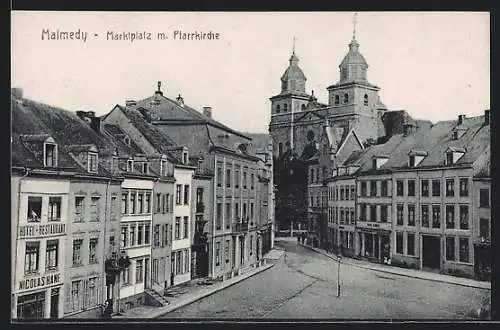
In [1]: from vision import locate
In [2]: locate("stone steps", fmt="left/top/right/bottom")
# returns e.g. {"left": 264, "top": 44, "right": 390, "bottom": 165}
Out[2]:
{"left": 145, "top": 289, "right": 170, "bottom": 307}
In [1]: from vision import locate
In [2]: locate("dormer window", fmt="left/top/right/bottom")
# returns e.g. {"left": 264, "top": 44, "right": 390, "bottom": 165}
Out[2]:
{"left": 44, "top": 142, "right": 57, "bottom": 167}
{"left": 127, "top": 159, "right": 134, "bottom": 172}
{"left": 364, "top": 94, "right": 368, "bottom": 106}
{"left": 343, "top": 93, "right": 349, "bottom": 104}
{"left": 276, "top": 104, "right": 281, "bottom": 114}
{"left": 142, "top": 162, "right": 148, "bottom": 174}
{"left": 160, "top": 158, "right": 167, "bottom": 176}
{"left": 408, "top": 150, "right": 427, "bottom": 167}
{"left": 445, "top": 147, "right": 466, "bottom": 165}
{"left": 182, "top": 150, "right": 188, "bottom": 164}
{"left": 88, "top": 152, "right": 98, "bottom": 173}
{"left": 283, "top": 103, "right": 288, "bottom": 112}
{"left": 372, "top": 156, "right": 389, "bottom": 169}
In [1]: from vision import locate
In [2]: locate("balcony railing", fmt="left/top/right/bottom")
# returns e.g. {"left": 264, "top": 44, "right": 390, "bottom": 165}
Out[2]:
{"left": 232, "top": 220, "right": 249, "bottom": 233}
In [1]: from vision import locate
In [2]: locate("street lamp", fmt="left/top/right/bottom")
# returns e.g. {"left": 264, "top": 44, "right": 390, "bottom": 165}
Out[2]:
{"left": 105, "top": 251, "right": 131, "bottom": 316}
{"left": 337, "top": 253, "right": 342, "bottom": 298}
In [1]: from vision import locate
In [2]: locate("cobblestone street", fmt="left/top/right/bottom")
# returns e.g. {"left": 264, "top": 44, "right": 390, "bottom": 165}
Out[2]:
{"left": 161, "top": 239, "right": 490, "bottom": 320}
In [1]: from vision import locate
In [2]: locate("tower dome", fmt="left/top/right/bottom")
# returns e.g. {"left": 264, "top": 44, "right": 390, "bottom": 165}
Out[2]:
{"left": 280, "top": 50, "right": 307, "bottom": 93}
{"left": 339, "top": 38, "right": 369, "bottom": 82}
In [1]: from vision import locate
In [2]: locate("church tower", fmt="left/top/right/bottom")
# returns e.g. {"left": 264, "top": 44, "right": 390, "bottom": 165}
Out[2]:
{"left": 269, "top": 40, "right": 312, "bottom": 159}
{"left": 325, "top": 14, "right": 387, "bottom": 143}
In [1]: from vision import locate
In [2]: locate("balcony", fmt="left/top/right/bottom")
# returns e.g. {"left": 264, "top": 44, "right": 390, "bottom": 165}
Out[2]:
{"left": 196, "top": 202, "right": 205, "bottom": 214}
{"left": 232, "top": 219, "right": 249, "bottom": 233}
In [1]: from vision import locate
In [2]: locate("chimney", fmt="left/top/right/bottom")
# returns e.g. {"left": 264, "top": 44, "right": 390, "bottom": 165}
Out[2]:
{"left": 458, "top": 114, "right": 466, "bottom": 125}
{"left": 203, "top": 106, "right": 212, "bottom": 118}
{"left": 76, "top": 111, "right": 100, "bottom": 132}
{"left": 125, "top": 100, "right": 137, "bottom": 107}
{"left": 90, "top": 116, "right": 101, "bottom": 133}
{"left": 11, "top": 87, "right": 23, "bottom": 99}
{"left": 484, "top": 110, "right": 490, "bottom": 125}
{"left": 155, "top": 81, "right": 163, "bottom": 96}
{"left": 403, "top": 123, "right": 414, "bottom": 136}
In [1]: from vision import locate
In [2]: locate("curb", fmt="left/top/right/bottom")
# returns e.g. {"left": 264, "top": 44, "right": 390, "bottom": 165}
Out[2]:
{"left": 133, "top": 263, "right": 275, "bottom": 318}
{"left": 299, "top": 243, "right": 491, "bottom": 291}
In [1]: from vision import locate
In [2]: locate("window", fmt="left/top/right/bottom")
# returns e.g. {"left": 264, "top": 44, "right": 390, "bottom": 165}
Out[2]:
{"left": 88, "top": 152, "right": 98, "bottom": 173}
{"left": 459, "top": 178, "right": 469, "bottom": 197}
{"left": 343, "top": 93, "right": 349, "bottom": 104}
{"left": 25, "top": 241, "right": 40, "bottom": 274}
{"left": 154, "top": 225, "right": 160, "bottom": 247}
{"left": 445, "top": 179, "right": 455, "bottom": 197}
{"left": 361, "top": 182, "right": 367, "bottom": 197}
{"left": 71, "top": 280, "right": 83, "bottom": 312}
{"left": 215, "top": 242, "right": 220, "bottom": 266}
{"left": 340, "top": 187, "right": 345, "bottom": 200}
{"left": 90, "top": 197, "right": 100, "bottom": 221}
{"left": 126, "top": 159, "right": 134, "bottom": 172}
{"left": 27, "top": 196, "right": 42, "bottom": 222}
{"left": 235, "top": 167, "right": 241, "bottom": 188}
{"left": 163, "top": 224, "right": 169, "bottom": 246}
{"left": 350, "top": 186, "right": 355, "bottom": 199}
{"left": 122, "top": 264, "right": 130, "bottom": 284}
{"left": 182, "top": 151, "right": 188, "bottom": 164}
{"left": 407, "top": 180, "right": 415, "bottom": 197}
{"left": 310, "top": 169, "right": 315, "bottom": 183}
{"left": 370, "top": 205, "right": 376, "bottom": 222}
{"left": 72, "top": 239, "right": 83, "bottom": 266}
{"left": 183, "top": 216, "right": 189, "bottom": 238}
{"left": 340, "top": 208, "right": 345, "bottom": 224}
{"left": 136, "top": 259, "right": 144, "bottom": 283}
{"left": 75, "top": 196, "right": 84, "bottom": 221}
{"left": 89, "top": 238, "right": 98, "bottom": 264}
{"left": 479, "top": 218, "right": 490, "bottom": 240}
{"left": 360, "top": 204, "right": 367, "bottom": 221}
{"left": 184, "top": 185, "right": 189, "bottom": 205}
{"left": 45, "top": 143, "right": 57, "bottom": 167}
{"left": 145, "top": 225, "right": 150, "bottom": 244}
{"left": 142, "top": 162, "right": 148, "bottom": 174}
{"left": 396, "top": 180, "right": 404, "bottom": 196}
{"left": 446, "top": 237, "right": 455, "bottom": 261}
{"left": 153, "top": 259, "right": 159, "bottom": 283}
{"left": 409, "top": 155, "right": 415, "bottom": 167}
{"left": 408, "top": 204, "right": 415, "bottom": 226}
{"left": 175, "top": 217, "right": 181, "bottom": 239}
{"left": 235, "top": 202, "right": 240, "bottom": 219}
{"left": 407, "top": 233, "right": 415, "bottom": 256}
{"left": 145, "top": 193, "right": 151, "bottom": 213}
{"left": 457, "top": 205, "right": 469, "bottom": 230}
{"left": 421, "top": 180, "right": 429, "bottom": 197}
{"left": 334, "top": 95, "right": 340, "bottom": 105}
{"left": 217, "top": 165, "right": 222, "bottom": 187}
{"left": 250, "top": 236, "right": 253, "bottom": 255}
{"left": 138, "top": 193, "right": 144, "bottom": 214}
{"left": 176, "top": 185, "right": 182, "bottom": 205}
{"left": 251, "top": 173, "right": 255, "bottom": 190}
{"left": 45, "top": 196, "right": 62, "bottom": 222}
{"left": 45, "top": 240, "right": 58, "bottom": 271}
{"left": 446, "top": 205, "right": 455, "bottom": 229}
{"left": 121, "top": 226, "right": 128, "bottom": 247}
{"left": 421, "top": 205, "right": 429, "bottom": 227}
{"left": 459, "top": 238, "right": 469, "bottom": 263}
{"left": 363, "top": 94, "right": 368, "bottom": 106}
{"left": 479, "top": 189, "right": 490, "bottom": 207}
{"left": 432, "top": 205, "right": 441, "bottom": 228}
{"left": 396, "top": 232, "right": 403, "bottom": 254}
{"left": 370, "top": 181, "right": 377, "bottom": 196}
{"left": 226, "top": 203, "right": 232, "bottom": 228}
{"left": 121, "top": 192, "right": 128, "bottom": 214}
{"left": 432, "top": 180, "right": 441, "bottom": 197}
{"left": 110, "top": 196, "right": 117, "bottom": 221}
{"left": 276, "top": 104, "right": 281, "bottom": 113}
{"left": 216, "top": 203, "right": 222, "bottom": 230}
{"left": 109, "top": 235, "right": 116, "bottom": 253}
{"left": 380, "top": 205, "right": 388, "bottom": 223}
{"left": 226, "top": 168, "right": 232, "bottom": 188}
{"left": 316, "top": 170, "right": 320, "bottom": 184}
{"left": 130, "top": 192, "right": 136, "bottom": 214}
{"left": 160, "top": 159, "right": 167, "bottom": 176}
{"left": 138, "top": 225, "right": 144, "bottom": 245}
{"left": 130, "top": 225, "right": 136, "bottom": 246}
{"left": 243, "top": 203, "right": 247, "bottom": 219}
{"left": 350, "top": 209, "right": 355, "bottom": 224}
{"left": 381, "top": 181, "right": 388, "bottom": 197}
{"left": 284, "top": 103, "right": 288, "bottom": 112}
{"left": 184, "top": 250, "right": 189, "bottom": 273}
{"left": 396, "top": 204, "right": 404, "bottom": 225}
{"left": 243, "top": 170, "right": 248, "bottom": 189}
{"left": 225, "top": 240, "right": 230, "bottom": 263}
{"left": 446, "top": 152, "right": 453, "bottom": 165}
{"left": 87, "top": 277, "right": 98, "bottom": 307}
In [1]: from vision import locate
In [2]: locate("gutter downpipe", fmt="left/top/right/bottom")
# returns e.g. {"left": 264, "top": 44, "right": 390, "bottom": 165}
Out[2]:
{"left": 13, "top": 166, "right": 30, "bottom": 318}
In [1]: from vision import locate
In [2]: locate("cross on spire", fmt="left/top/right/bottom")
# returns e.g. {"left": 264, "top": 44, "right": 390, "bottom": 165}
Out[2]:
{"left": 157, "top": 81, "right": 162, "bottom": 92}
{"left": 292, "top": 36, "right": 296, "bottom": 54}
{"left": 352, "top": 12, "right": 358, "bottom": 40}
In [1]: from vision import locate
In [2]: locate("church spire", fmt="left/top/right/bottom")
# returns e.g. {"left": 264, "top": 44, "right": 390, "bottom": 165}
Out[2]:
{"left": 352, "top": 12, "right": 358, "bottom": 41}
{"left": 281, "top": 37, "right": 306, "bottom": 93}
{"left": 339, "top": 12, "right": 367, "bottom": 82}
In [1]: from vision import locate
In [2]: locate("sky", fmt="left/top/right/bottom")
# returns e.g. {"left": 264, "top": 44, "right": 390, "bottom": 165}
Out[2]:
{"left": 11, "top": 11, "right": 490, "bottom": 134}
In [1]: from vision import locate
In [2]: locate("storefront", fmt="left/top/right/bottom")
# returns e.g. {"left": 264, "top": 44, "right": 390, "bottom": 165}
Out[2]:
{"left": 474, "top": 241, "right": 491, "bottom": 281}
{"left": 358, "top": 229, "right": 391, "bottom": 263}
{"left": 14, "top": 273, "right": 64, "bottom": 319}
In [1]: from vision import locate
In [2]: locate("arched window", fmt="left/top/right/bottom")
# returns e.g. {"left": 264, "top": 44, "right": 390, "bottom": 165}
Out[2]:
{"left": 344, "top": 93, "right": 349, "bottom": 104}
{"left": 284, "top": 103, "right": 288, "bottom": 112}
{"left": 276, "top": 104, "right": 280, "bottom": 113}
{"left": 364, "top": 94, "right": 368, "bottom": 106}
{"left": 334, "top": 95, "right": 340, "bottom": 105}
{"left": 301, "top": 104, "right": 306, "bottom": 110}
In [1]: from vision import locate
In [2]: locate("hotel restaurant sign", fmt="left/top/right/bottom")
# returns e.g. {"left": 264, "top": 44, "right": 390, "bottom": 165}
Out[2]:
{"left": 18, "top": 223, "right": 65, "bottom": 239}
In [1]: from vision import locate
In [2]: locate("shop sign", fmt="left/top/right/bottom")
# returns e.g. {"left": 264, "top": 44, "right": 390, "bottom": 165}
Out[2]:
{"left": 18, "top": 223, "right": 65, "bottom": 238}
{"left": 19, "top": 273, "right": 61, "bottom": 291}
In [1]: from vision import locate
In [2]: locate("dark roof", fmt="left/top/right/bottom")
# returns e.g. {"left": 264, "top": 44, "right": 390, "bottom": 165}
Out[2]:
{"left": 129, "top": 92, "right": 250, "bottom": 140}
{"left": 342, "top": 114, "right": 490, "bottom": 173}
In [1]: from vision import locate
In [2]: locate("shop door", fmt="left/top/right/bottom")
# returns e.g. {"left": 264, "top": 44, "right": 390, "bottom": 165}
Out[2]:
{"left": 50, "top": 288, "right": 59, "bottom": 318}
{"left": 17, "top": 292, "right": 45, "bottom": 319}
{"left": 422, "top": 235, "right": 441, "bottom": 269}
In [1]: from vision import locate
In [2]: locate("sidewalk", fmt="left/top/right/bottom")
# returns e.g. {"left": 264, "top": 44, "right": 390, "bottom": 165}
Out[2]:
{"left": 114, "top": 254, "right": 278, "bottom": 319}
{"left": 300, "top": 243, "right": 491, "bottom": 290}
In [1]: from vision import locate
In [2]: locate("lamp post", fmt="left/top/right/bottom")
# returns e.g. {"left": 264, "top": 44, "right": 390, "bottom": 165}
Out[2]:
{"left": 106, "top": 251, "right": 130, "bottom": 316}
{"left": 337, "top": 253, "right": 342, "bottom": 298}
